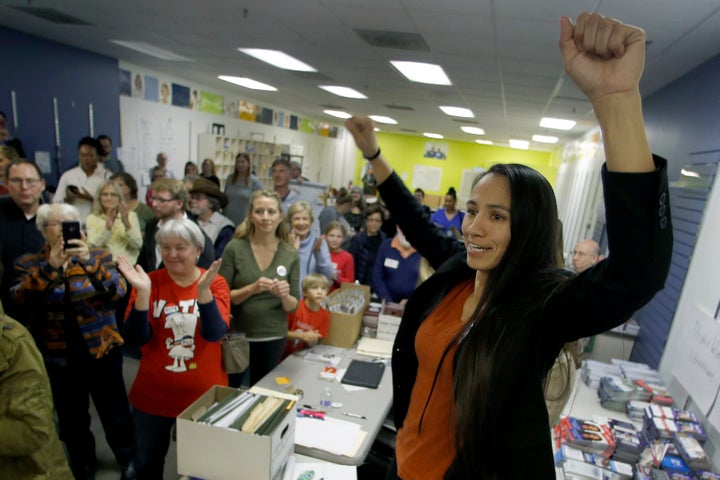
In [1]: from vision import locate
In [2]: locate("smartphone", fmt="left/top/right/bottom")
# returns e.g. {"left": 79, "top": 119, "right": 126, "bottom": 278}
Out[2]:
{"left": 62, "top": 221, "right": 81, "bottom": 250}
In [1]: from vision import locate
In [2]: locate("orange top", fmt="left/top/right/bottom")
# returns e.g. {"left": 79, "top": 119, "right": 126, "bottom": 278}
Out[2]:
{"left": 396, "top": 279, "right": 474, "bottom": 479}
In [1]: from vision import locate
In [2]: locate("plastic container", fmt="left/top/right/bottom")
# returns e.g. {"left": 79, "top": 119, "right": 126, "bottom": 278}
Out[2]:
{"left": 320, "top": 386, "right": 333, "bottom": 410}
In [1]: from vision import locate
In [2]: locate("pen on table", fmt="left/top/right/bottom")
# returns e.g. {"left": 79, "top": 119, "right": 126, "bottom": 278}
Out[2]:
{"left": 341, "top": 411, "right": 367, "bottom": 420}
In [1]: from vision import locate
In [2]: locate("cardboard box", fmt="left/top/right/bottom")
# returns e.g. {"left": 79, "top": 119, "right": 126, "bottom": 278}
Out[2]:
{"left": 377, "top": 314, "right": 401, "bottom": 341}
{"left": 322, "top": 282, "right": 370, "bottom": 348}
{"left": 177, "top": 385, "right": 297, "bottom": 480}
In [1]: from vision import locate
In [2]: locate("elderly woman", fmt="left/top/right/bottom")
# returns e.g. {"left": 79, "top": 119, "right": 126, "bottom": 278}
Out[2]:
{"left": 118, "top": 218, "right": 230, "bottom": 479}
{"left": 12, "top": 203, "right": 135, "bottom": 480}
{"left": 287, "top": 200, "right": 335, "bottom": 296}
{"left": 219, "top": 190, "right": 300, "bottom": 387}
{"left": 224, "top": 152, "right": 263, "bottom": 226}
{"left": 86, "top": 179, "right": 143, "bottom": 263}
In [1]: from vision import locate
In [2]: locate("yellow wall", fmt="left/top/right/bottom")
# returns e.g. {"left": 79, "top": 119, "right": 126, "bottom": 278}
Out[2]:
{"left": 353, "top": 132, "right": 558, "bottom": 195}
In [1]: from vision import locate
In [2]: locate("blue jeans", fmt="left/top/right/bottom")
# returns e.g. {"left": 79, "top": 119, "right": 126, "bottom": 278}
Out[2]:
{"left": 228, "top": 338, "right": 286, "bottom": 387}
{"left": 133, "top": 408, "right": 175, "bottom": 480}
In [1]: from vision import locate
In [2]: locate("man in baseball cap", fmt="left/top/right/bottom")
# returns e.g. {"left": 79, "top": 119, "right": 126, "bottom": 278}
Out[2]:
{"left": 189, "top": 177, "right": 235, "bottom": 258}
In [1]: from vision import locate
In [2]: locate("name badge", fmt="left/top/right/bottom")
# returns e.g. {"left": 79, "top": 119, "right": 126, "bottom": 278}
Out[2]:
{"left": 384, "top": 258, "right": 399, "bottom": 269}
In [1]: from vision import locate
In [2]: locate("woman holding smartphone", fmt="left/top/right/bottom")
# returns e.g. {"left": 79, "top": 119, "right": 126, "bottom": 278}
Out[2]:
{"left": 12, "top": 203, "right": 135, "bottom": 480}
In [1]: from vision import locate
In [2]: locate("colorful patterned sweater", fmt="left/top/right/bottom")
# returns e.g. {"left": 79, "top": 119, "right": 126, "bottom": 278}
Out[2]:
{"left": 12, "top": 246, "right": 126, "bottom": 358}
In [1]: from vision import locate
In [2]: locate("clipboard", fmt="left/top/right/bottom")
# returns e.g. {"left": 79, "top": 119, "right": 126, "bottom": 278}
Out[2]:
{"left": 341, "top": 360, "right": 385, "bottom": 389}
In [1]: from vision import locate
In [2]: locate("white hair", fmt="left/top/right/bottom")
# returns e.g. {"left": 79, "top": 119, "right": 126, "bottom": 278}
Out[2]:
{"left": 155, "top": 218, "right": 205, "bottom": 250}
{"left": 36, "top": 203, "right": 80, "bottom": 231}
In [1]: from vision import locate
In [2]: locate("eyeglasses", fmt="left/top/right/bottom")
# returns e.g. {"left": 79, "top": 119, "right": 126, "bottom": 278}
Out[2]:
{"left": 7, "top": 177, "right": 42, "bottom": 187}
{"left": 151, "top": 196, "right": 177, "bottom": 204}
{"left": 100, "top": 192, "right": 120, "bottom": 198}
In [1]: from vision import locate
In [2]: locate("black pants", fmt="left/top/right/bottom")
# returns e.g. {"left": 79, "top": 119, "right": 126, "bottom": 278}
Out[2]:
{"left": 228, "top": 338, "right": 285, "bottom": 387}
{"left": 46, "top": 347, "right": 135, "bottom": 476}
{"left": 386, "top": 455, "right": 401, "bottom": 480}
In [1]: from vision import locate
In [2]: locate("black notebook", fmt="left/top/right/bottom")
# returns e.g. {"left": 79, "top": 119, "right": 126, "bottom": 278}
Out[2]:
{"left": 341, "top": 360, "right": 385, "bottom": 389}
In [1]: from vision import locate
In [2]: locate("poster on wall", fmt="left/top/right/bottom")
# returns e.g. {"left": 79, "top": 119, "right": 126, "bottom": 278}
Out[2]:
{"left": 172, "top": 83, "right": 190, "bottom": 108}
{"left": 424, "top": 142, "right": 448, "bottom": 160}
{"left": 119, "top": 69, "right": 131, "bottom": 96}
{"left": 239, "top": 101, "right": 257, "bottom": 121}
{"left": 159, "top": 81, "right": 171, "bottom": 105}
{"left": 144, "top": 76, "right": 159, "bottom": 102}
{"left": 132, "top": 73, "right": 144, "bottom": 99}
{"left": 200, "top": 90, "right": 224, "bottom": 115}
{"left": 412, "top": 165, "right": 442, "bottom": 192}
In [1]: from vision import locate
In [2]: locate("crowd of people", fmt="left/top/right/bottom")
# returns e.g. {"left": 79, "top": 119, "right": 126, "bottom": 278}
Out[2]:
{"left": 0, "top": 12, "right": 673, "bottom": 480}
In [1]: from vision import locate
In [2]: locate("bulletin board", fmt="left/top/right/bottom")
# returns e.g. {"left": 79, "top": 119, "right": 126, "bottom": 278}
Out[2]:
{"left": 412, "top": 165, "right": 442, "bottom": 192}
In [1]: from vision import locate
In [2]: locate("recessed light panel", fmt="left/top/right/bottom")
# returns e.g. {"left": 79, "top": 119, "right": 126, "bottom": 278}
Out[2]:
{"left": 369, "top": 115, "right": 397, "bottom": 125}
{"left": 218, "top": 76, "right": 277, "bottom": 91}
{"left": 440, "top": 106, "right": 474, "bottom": 118}
{"left": 540, "top": 117, "right": 576, "bottom": 130}
{"left": 532, "top": 135, "right": 559, "bottom": 144}
{"left": 323, "top": 110, "right": 352, "bottom": 119}
{"left": 461, "top": 126, "right": 485, "bottom": 135}
{"left": 509, "top": 139, "right": 529, "bottom": 150}
{"left": 475, "top": 139, "right": 493, "bottom": 145}
{"left": 423, "top": 132, "right": 444, "bottom": 139}
{"left": 239, "top": 48, "right": 316, "bottom": 72}
{"left": 390, "top": 61, "right": 452, "bottom": 86}
{"left": 319, "top": 86, "right": 367, "bottom": 99}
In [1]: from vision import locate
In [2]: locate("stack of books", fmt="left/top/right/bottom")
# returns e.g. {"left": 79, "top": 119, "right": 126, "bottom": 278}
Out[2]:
{"left": 581, "top": 360, "right": 622, "bottom": 389}
{"left": 555, "top": 416, "right": 616, "bottom": 459}
{"left": 597, "top": 375, "right": 649, "bottom": 412}
{"left": 641, "top": 406, "right": 706, "bottom": 445}
{"left": 554, "top": 444, "right": 633, "bottom": 480}
{"left": 673, "top": 433, "right": 712, "bottom": 473}
{"left": 607, "top": 418, "right": 644, "bottom": 464}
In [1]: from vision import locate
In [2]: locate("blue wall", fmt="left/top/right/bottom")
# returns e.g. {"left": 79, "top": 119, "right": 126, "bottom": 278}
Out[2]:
{"left": 644, "top": 52, "right": 720, "bottom": 178}
{"left": 0, "top": 26, "right": 120, "bottom": 189}
{"left": 629, "top": 53, "right": 720, "bottom": 368}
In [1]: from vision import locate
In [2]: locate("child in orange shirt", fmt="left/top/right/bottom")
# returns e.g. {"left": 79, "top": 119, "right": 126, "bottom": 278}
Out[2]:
{"left": 284, "top": 273, "right": 331, "bottom": 357}
{"left": 325, "top": 221, "right": 355, "bottom": 292}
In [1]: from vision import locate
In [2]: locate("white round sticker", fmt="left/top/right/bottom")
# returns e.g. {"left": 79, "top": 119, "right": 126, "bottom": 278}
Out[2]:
{"left": 276, "top": 265, "right": 287, "bottom": 277}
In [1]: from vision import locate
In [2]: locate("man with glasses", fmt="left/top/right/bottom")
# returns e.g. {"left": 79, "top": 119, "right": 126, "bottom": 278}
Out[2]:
{"left": 53, "top": 137, "right": 110, "bottom": 224}
{"left": 0, "top": 160, "right": 46, "bottom": 319}
{"left": 572, "top": 239, "right": 602, "bottom": 273}
{"left": 137, "top": 178, "right": 214, "bottom": 272}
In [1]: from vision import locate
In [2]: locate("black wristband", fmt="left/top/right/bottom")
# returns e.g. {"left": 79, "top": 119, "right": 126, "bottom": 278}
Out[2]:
{"left": 363, "top": 148, "right": 381, "bottom": 161}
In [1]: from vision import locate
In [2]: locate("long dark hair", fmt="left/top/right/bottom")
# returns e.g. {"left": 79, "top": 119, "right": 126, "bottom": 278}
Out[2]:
{"left": 231, "top": 153, "right": 252, "bottom": 186}
{"left": 451, "top": 164, "right": 566, "bottom": 478}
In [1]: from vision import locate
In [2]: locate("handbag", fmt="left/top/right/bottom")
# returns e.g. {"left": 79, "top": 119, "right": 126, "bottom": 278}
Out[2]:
{"left": 221, "top": 332, "right": 250, "bottom": 374}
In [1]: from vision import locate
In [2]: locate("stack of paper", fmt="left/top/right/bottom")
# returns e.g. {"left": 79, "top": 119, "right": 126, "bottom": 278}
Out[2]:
{"left": 355, "top": 337, "right": 393, "bottom": 359}
{"left": 294, "top": 416, "right": 367, "bottom": 457}
{"left": 282, "top": 455, "right": 357, "bottom": 480}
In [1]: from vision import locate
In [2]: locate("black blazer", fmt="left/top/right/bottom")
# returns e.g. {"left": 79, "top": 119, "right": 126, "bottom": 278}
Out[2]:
{"left": 377, "top": 157, "right": 673, "bottom": 479}
{"left": 137, "top": 217, "right": 216, "bottom": 272}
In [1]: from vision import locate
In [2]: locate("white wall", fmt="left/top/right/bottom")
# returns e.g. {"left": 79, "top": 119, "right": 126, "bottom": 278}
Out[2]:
{"left": 117, "top": 62, "right": 356, "bottom": 197}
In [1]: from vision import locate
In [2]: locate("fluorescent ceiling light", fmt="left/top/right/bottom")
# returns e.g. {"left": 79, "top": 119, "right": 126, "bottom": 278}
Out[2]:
{"left": 540, "top": 117, "right": 576, "bottom": 130}
{"left": 319, "top": 86, "right": 367, "bottom": 99}
{"left": 475, "top": 139, "right": 493, "bottom": 145}
{"left": 390, "top": 61, "right": 452, "bottom": 86}
{"left": 509, "top": 139, "right": 529, "bottom": 150}
{"left": 369, "top": 115, "right": 397, "bottom": 125}
{"left": 110, "top": 40, "right": 192, "bottom": 61}
{"left": 239, "top": 48, "right": 316, "bottom": 72}
{"left": 218, "top": 76, "right": 277, "bottom": 91}
{"left": 323, "top": 110, "right": 352, "bottom": 119}
{"left": 439, "top": 106, "right": 474, "bottom": 118}
{"left": 423, "top": 132, "right": 444, "bottom": 139}
{"left": 680, "top": 168, "right": 700, "bottom": 178}
{"left": 461, "top": 126, "right": 485, "bottom": 135}
{"left": 532, "top": 134, "right": 559, "bottom": 144}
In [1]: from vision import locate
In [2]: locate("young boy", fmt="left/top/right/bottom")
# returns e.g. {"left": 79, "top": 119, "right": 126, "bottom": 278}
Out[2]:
{"left": 325, "top": 221, "right": 355, "bottom": 292}
{"left": 284, "top": 273, "right": 331, "bottom": 357}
